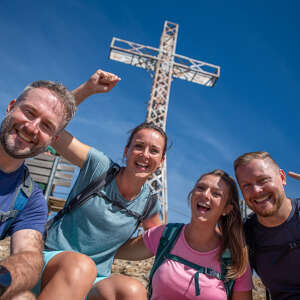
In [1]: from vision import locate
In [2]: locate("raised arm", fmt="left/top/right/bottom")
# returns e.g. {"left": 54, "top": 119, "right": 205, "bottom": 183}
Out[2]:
{"left": 52, "top": 69, "right": 120, "bottom": 167}
{"left": 72, "top": 69, "right": 120, "bottom": 106}
{"left": 115, "top": 235, "right": 153, "bottom": 261}
{"left": 0, "top": 229, "right": 43, "bottom": 299}
{"left": 288, "top": 171, "right": 300, "bottom": 181}
{"left": 52, "top": 130, "right": 90, "bottom": 168}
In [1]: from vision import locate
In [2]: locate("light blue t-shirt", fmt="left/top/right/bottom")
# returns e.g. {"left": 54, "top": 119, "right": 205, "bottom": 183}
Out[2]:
{"left": 44, "top": 148, "right": 160, "bottom": 277}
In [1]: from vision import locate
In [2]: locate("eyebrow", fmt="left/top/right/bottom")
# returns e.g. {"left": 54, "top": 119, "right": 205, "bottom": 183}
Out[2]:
{"left": 134, "top": 139, "right": 162, "bottom": 149}
{"left": 22, "top": 103, "right": 57, "bottom": 131}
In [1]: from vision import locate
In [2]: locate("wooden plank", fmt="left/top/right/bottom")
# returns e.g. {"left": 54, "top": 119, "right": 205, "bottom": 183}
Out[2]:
{"left": 26, "top": 160, "right": 54, "bottom": 169}
{"left": 48, "top": 196, "right": 66, "bottom": 212}
{"left": 26, "top": 160, "right": 75, "bottom": 172}
{"left": 56, "top": 164, "right": 75, "bottom": 172}
{"left": 27, "top": 153, "right": 56, "bottom": 162}
{"left": 31, "top": 175, "right": 73, "bottom": 187}
{"left": 49, "top": 205, "right": 63, "bottom": 212}
{"left": 27, "top": 168, "right": 74, "bottom": 180}
{"left": 27, "top": 166, "right": 52, "bottom": 176}
{"left": 48, "top": 197, "right": 66, "bottom": 206}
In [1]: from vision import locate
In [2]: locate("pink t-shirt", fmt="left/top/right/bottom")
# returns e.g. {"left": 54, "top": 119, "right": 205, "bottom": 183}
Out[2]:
{"left": 143, "top": 224, "right": 253, "bottom": 300}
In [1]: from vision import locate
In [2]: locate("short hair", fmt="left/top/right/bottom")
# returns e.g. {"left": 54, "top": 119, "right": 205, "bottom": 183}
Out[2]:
{"left": 234, "top": 151, "right": 279, "bottom": 172}
{"left": 16, "top": 80, "right": 76, "bottom": 130}
{"left": 126, "top": 122, "right": 168, "bottom": 158}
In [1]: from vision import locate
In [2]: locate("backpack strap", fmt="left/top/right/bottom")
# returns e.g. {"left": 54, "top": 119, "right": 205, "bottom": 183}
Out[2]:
{"left": 0, "top": 166, "right": 33, "bottom": 239}
{"left": 243, "top": 213, "right": 257, "bottom": 270}
{"left": 45, "top": 162, "right": 120, "bottom": 234}
{"left": 166, "top": 249, "right": 234, "bottom": 298}
{"left": 166, "top": 252, "right": 223, "bottom": 296}
{"left": 148, "top": 223, "right": 184, "bottom": 299}
{"left": 148, "top": 223, "right": 234, "bottom": 299}
{"left": 140, "top": 193, "right": 159, "bottom": 222}
{"left": 220, "top": 249, "right": 235, "bottom": 299}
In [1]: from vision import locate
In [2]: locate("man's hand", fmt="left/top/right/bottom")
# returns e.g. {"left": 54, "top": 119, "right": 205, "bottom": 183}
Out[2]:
{"left": 0, "top": 230, "right": 43, "bottom": 300}
{"left": 85, "top": 69, "right": 121, "bottom": 94}
{"left": 73, "top": 69, "right": 121, "bottom": 105}
{"left": 288, "top": 171, "right": 300, "bottom": 181}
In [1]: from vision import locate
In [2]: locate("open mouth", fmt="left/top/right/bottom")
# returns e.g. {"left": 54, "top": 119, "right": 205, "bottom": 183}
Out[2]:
{"left": 135, "top": 161, "right": 149, "bottom": 171}
{"left": 16, "top": 129, "right": 36, "bottom": 144}
{"left": 18, "top": 131, "right": 33, "bottom": 143}
{"left": 196, "top": 201, "right": 210, "bottom": 212}
{"left": 253, "top": 194, "right": 272, "bottom": 205}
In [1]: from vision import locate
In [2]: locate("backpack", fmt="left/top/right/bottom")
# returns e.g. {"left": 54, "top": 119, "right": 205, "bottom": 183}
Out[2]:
{"left": 0, "top": 166, "right": 34, "bottom": 240}
{"left": 148, "top": 223, "right": 235, "bottom": 300}
{"left": 243, "top": 198, "right": 300, "bottom": 300}
{"left": 45, "top": 163, "right": 158, "bottom": 237}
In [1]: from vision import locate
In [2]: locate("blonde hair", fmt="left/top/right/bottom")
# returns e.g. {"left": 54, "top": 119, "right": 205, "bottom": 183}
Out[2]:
{"left": 234, "top": 151, "right": 279, "bottom": 173}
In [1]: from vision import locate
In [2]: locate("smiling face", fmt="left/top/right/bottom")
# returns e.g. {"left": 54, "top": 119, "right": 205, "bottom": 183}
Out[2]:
{"left": 190, "top": 174, "right": 232, "bottom": 224}
{"left": 0, "top": 88, "right": 65, "bottom": 159}
{"left": 124, "top": 128, "right": 165, "bottom": 180}
{"left": 236, "top": 158, "right": 287, "bottom": 218}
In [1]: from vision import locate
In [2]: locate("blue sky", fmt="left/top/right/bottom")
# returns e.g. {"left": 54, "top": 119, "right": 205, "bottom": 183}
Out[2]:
{"left": 1, "top": 0, "right": 300, "bottom": 223}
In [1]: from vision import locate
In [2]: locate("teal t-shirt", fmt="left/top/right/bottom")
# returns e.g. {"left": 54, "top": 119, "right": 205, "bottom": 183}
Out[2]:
{"left": 44, "top": 148, "right": 160, "bottom": 277}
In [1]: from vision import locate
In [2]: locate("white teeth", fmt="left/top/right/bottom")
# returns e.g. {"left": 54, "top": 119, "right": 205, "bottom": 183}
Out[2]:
{"left": 254, "top": 195, "right": 270, "bottom": 203}
{"left": 18, "top": 132, "right": 32, "bottom": 143}
{"left": 136, "top": 162, "right": 148, "bottom": 167}
{"left": 197, "top": 201, "right": 210, "bottom": 209}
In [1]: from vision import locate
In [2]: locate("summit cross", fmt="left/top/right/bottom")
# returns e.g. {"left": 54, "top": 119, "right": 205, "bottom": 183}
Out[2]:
{"left": 109, "top": 20, "right": 220, "bottom": 223}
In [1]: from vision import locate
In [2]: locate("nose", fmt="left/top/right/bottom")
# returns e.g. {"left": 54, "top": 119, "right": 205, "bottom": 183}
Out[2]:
{"left": 24, "top": 119, "right": 40, "bottom": 135}
{"left": 251, "top": 184, "right": 263, "bottom": 195}
{"left": 142, "top": 147, "right": 150, "bottom": 158}
{"left": 202, "top": 188, "right": 210, "bottom": 199}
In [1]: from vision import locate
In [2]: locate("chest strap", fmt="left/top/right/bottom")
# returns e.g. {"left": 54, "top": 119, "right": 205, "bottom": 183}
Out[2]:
{"left": 166, "top": 252, "right": 224, "bottom": 296}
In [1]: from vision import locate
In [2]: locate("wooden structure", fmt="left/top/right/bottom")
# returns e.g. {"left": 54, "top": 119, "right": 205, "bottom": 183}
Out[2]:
{"left": 109, "top": 21, "right": 220, "bottom": 222}
{"left": 25, "top": 153, "right": 76, "bottom": 212}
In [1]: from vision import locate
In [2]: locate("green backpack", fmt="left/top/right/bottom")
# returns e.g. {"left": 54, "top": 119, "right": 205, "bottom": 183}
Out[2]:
{"left": 148, "top": 223, "right": 235, "bottom": 299}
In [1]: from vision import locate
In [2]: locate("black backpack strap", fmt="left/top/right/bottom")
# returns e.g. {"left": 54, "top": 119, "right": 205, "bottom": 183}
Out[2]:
{"left": 141, "top": 193, "right": 159, "bottom": 222}
{"left": 148, "top": 223, "right": 184, "bottom": 299}
{"left": 45, "top": 163, "right": 120, "bottom": 234}
{"left": 243, "top": 213, "right": 257, "bottom": 271}
{"left": 220, "top": 249, "right": 235, "bottom": 299}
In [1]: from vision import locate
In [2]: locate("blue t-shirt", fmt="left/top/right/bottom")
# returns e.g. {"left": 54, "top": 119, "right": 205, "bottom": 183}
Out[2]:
{"left": 45, "top": 148, "right": 161, "bottom": 277}
{"left": 245, "top": 198, "right": 300, "bottom": 300}
{"left": 0, "top": 164, "right": 48, "bottom": 238}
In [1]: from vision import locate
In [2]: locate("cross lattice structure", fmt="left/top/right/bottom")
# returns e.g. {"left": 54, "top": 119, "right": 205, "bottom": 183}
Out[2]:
{"left": 109, "top": 21, "right": 220, "bottom": 223}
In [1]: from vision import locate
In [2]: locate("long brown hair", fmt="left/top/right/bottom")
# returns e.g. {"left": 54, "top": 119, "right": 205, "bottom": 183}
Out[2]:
{"left": 191, "top": 169, "right": 249, "bottom": 279}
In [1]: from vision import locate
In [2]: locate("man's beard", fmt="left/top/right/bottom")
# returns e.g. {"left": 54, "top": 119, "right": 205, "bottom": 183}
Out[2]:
{"left": 255, "top": 192, "right": 285, "bottom": 218}
{"left": 0, "top": 114, "right": 48, "bottom": 159}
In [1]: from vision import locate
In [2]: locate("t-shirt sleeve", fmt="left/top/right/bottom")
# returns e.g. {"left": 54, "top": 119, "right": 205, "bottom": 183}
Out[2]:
{"left": 66, "top": 147, "right": 113, "bottom": 202}
{"left": 8, "top": 183, "right": 48, "bottom": 235}
{"left": 233, "top": 264, "right": 253, "bottom": 291}
{"left": 143, "top": 225, "right": 166, "bottom": 255}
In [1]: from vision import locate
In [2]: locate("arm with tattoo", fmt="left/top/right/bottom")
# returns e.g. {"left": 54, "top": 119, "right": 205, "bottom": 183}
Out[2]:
{"left": 0, "top": 229, "right": 43, "bottom": 299}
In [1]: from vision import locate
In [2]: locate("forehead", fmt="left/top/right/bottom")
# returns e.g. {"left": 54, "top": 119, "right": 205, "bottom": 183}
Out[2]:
{"left": 198, "top": 175, "right": 229, "bottom": 192}
{"left": 132, "top": 128, "right": 164, "bottom": 144}
{"left": 23, "top": 88, "right": 62, "bottom": 108}
{"left": 23, "top": 87, "right": 65, "bottom": 118}
{"left": 236, "top": 159, "right": 277, "bottom": 182}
